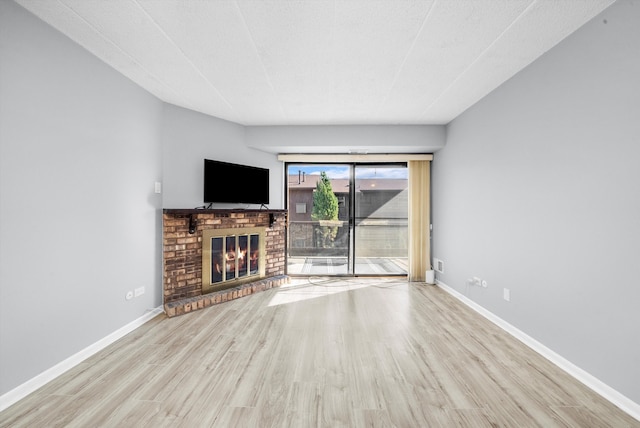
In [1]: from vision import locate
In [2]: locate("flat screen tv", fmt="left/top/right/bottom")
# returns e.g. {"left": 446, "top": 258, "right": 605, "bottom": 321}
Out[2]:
{"left": 204, "top": 159, "right": 269, "bottom": 205}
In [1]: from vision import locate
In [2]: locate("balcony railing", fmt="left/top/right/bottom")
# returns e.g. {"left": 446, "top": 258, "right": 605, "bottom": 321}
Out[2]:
{"left": 288, "top": 219, "right": 408, "bottom": 258}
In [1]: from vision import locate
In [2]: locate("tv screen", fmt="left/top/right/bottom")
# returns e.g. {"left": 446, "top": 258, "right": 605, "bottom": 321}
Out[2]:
{"left": 204, "top": 159, "right": 269, "bottom": 205}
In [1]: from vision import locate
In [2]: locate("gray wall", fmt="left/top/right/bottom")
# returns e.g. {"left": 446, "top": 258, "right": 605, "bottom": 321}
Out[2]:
{"left": 161, "top": 105, "right": 284, "bottom": 209}
{"left": 246, "top": 124, "right": 445, "bottom": 154}
{"left": 3, "top": 0, "right": 638, "bottom": 409}
{"left": 0, "top": 1, "right": 164, "bottom": 395}
{"left": 159, "top": 113, "right": 444, "bottom": 210}
{"left": 432, "top": 0, "right": 640, "bottom": 403}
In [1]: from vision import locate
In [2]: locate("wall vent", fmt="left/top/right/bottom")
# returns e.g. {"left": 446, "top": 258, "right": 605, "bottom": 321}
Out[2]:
{"left": 434, "top": 258, "right": 444, "bottom": 274}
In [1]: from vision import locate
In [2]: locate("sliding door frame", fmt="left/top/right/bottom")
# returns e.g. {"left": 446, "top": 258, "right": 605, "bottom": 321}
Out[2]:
{"left": 280, "top": 154, "right": 433, "bottom": 280}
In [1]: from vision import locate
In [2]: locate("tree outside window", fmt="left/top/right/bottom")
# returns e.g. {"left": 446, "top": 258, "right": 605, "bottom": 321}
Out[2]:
{"left": 311, "top": 171, "right": 339, "bottom": 248}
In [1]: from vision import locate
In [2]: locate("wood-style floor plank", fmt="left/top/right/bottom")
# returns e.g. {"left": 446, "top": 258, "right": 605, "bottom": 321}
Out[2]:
{"left": 1, "top": 278, "right": 638, "bottom": 428}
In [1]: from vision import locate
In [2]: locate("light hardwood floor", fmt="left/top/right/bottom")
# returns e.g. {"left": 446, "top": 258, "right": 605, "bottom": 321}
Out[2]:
{"left": 1, "top": 278, "right": 638, "bottom": 427}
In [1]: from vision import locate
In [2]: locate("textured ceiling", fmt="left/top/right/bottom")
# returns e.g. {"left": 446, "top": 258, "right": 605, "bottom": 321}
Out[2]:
{"left": 16, "top": 0, "right": 614, "bottom": 126}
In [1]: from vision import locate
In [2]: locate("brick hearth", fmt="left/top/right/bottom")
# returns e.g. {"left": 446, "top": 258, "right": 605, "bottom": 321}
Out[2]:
{"left": 164, "top": 275, "right": 289, "bottom": 317}
{"left": 163, "top": 209, "right": 287, "bottom": 317}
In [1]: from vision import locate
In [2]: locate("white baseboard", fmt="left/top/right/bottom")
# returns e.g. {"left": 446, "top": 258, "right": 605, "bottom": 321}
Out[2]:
{"left": 435, "top": 280, "right": 640, "bottom": 422}
{"left": 0, "top": 307, "right": 164, "bottom": 412}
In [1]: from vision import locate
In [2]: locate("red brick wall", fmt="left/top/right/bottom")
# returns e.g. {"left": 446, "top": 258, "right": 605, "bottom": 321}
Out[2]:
{"left": 163, "top": 209, "right": 286, "bottom": 303}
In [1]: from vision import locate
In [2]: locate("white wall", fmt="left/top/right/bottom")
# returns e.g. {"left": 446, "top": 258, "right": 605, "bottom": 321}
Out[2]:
{"left": 161, "top": 104, "right": 284, "bottom": 209}
{"left": 0, "top": 1, "right": 164, "bottom": 396}
{"left": 432, "top": 0, "right": 640, "bottom": 404}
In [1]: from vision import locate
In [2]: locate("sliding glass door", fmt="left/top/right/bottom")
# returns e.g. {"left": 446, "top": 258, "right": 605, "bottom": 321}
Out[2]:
{"left": 353, "top": 164, "right": 408, "bottom": 275}
{"left": 286, "top": 164, "right": 350, "bottom": 275}
{"left": 286, "top": 163, "right": 408, "bottom": 276}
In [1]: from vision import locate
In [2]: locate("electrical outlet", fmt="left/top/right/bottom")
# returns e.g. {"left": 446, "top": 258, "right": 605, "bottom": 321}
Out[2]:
{"left": 503, "top": 288, "right": 510, "bottom": 301}
{"left": 134, "top": 286, "right": 145, "bottom": 297}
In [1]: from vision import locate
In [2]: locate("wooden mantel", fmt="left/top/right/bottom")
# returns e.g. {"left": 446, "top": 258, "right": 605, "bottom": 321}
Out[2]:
{"left": 163, "top": 208, "right": 287, "bottom": 215}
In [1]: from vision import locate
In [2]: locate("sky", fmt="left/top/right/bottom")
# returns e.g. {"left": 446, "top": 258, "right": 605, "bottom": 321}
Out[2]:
{"left": 287, "top": 164, "right": 407, "bottom": 180}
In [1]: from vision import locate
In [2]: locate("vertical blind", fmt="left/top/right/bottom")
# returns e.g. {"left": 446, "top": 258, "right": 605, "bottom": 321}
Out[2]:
{"left": 408, "top": 160, "right": 431, "bottom": 282}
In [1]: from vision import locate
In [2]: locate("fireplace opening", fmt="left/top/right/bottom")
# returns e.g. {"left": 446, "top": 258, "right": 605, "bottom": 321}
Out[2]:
{"left": 202, "top": 227, "right": 266, "bottom": 294}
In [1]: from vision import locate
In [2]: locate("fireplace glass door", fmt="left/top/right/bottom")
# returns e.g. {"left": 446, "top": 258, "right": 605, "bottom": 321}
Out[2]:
{"left": 202, "top": 227, "right": 266, "bottom": 294}
{"left": 218, "top": 234, "right": 257, "bottom": 282}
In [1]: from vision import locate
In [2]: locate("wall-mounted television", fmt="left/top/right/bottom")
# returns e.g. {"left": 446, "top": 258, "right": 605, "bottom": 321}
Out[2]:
{"left": 204, "top": 159, "right": 269, "bottom": 205}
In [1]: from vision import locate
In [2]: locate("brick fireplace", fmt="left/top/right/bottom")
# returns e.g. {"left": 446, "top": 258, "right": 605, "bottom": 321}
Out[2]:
{"left": 163, "top": 209, "right": 288, "bottom": 317}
